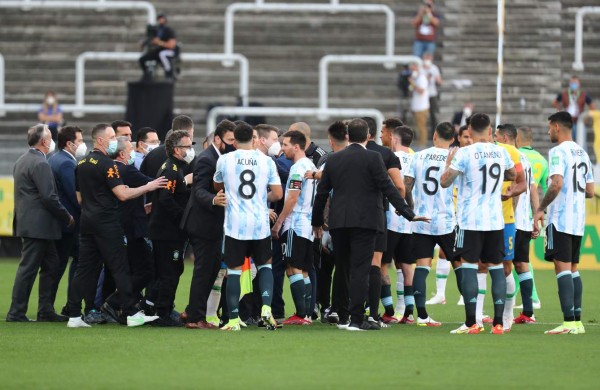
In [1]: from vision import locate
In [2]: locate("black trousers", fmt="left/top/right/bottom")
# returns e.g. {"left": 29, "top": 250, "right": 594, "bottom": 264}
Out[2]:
{"left": 317, "top": 249, "right": 335, "bottom": 311}
{"left": 66, "top": 232, "right": 136, "bottom": 317}
{"left": 330, "top": 228, "right": 376, "bottom": 325}
{"left": 153, "top": 239, "right": 187, "bottom": 317}
{"left": 8, "top": 237, "right": 59, "bottom": 318}
{"left": 52, "top": 232, "right": 77, "bottom": 307}
{"left": 271, "top": 237, "right": 286, "bottom": 318}
{"left": 186, "top": 236, "right": 222, "bottom": 322}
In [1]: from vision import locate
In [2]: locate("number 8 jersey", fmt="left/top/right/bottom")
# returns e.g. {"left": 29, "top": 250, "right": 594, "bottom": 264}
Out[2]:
{"left": 214, "top": 149, "right": 281, "bottom": 240}
{"left": 547, "top": 141, "right": 593, "bottom": 236}
{"left": 450, "top": 143, "right": 514, "bottom": 231}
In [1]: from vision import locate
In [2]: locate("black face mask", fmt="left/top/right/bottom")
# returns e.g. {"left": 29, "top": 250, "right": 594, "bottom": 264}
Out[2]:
{"left": 222, "top": 142, "right": 236, "bottom": 154}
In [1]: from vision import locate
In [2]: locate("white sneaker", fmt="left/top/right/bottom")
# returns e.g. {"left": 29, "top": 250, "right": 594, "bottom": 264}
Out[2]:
{"left": 67, "top": 317, "right": 91, "bottom": 328}
{"left": 126, "top": 311, "right": 159, "bottom": 327}
{"left": 417, "top": 316, "right": 442, "bottom": 326}
{"left": 426, "top": 295, "right": 446, "bottom": 305}
{"left": 457, "top": 296, "right": 464, "bottom": 305}
{"left": 337, "top": 322, "right": 350, "bottom": 330}
{"left": 515, "top": 301, "right": 541, "bottom": 310}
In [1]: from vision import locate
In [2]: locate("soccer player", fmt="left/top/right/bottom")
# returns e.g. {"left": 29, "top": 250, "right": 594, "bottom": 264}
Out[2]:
{"left": 271, "top": 130, "right": 317, "bottom": 325}
{"left": 405, "top": 122, "right": 457, "bottom": 326}
{"left": 441, "top": 113, "right": 516, "bottom": 334}
{"left": 493, "top": 124, "right": 527, "bottom": 330}
{"left": 534, "top": 111, "right": 594, "bottom": 335}
{"left": 382, "top": 125, "right": 416, "bottom": 324}
{"left": 213, "top": 122, "right": 283, "bottom": 331}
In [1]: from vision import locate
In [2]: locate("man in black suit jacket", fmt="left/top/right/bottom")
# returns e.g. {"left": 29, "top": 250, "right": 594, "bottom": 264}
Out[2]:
{"left": 180, "top": 120, "right": 236, "bottom": 329}
{"left": 8, "top": 124, "right": 74, "bottom": 322}
{"left": 312, "top": 119, "right": 428, "bottom": 331}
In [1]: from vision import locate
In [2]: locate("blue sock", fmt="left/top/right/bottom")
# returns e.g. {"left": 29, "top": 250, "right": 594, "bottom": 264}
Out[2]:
{"left": 572, "top": 271, "right": 582, "bottom": 321}
{"left": 488, "top": 265, "right": 506, "bottom": 326}
{"left": 413, "top": 266, "right": 430, "bottom": 319}
{"left": 226, "top": 269, "right": 241, "bottom": 320}
{"left": 288, "top": 273, "right": 305, "bottom": 317}
{"left": 258, "top": 264, "right": 273, "bottom": 307}
{"left": 556, "top": 271, "right": 575, "bottom": 322}
{"left": 380, "top": 284, "right": 394, "bottom": 316}
{"left": 303, "top": 277, "right": 312, "bottom": 318}
{"left": 518, "top": 271, "right": 534, "bottom": 316}
{"left": 460, "top": 263, "right": 478, "bottom": 326}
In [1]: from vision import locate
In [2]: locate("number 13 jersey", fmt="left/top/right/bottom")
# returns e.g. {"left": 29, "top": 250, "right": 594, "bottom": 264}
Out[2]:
{"left": 450, "top": 143, "right": 514, "bottom": 231}
{"left": 214, "top": 149, "right": 281, "bottom": 240}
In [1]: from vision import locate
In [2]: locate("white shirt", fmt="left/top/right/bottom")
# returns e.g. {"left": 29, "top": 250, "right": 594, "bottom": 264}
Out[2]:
{"left": 282, "top": 157, "right": 317, "bottom": 240}
{"left": 387, "top": 151, "right": 413, "bottom": 234}
{"left": 411, "top": 73, "right": 430, "bottom": 112}
{"left": 424, "top": 64, "right": 441, "bottom": 97}
{"left": 515, "top": 153, "right": 535, "bottom": 232}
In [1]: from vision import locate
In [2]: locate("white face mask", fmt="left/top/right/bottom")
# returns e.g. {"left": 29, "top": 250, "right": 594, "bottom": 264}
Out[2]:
{"left": 146, "top": 143, "right": 160, "bottom": 154}
{"left": 423, "top": 59, "right": 432, "bottom": 67}
{"left": 46, "top": 96, "right": 56, "bottom": 105}
{"left": 75, "top": 142, "right": 87, "bottom": 158}
{"left": 268, "top": 141, "right": 281, "bottom": 157}
{"left": 48, "top": 139, "right": 56, "bottom": 154}
{"left": 183, "top": 147, "right": 195, "bottom": 164}
{"left": 463, "top": 107, "right": 473, "bottom": 117}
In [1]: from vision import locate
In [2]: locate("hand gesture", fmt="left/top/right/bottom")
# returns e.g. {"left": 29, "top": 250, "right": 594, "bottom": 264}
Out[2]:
{"left": 271, "top": 223, "right": 281, "bottom": 240}
{"left": 446, "top": 146, "right": 458, "bottom": 166}
{"left": 148, "top": 176, "right": 168, "bottom": 191}
{"left": 269, "top": 209, "right": 278, "bottom": 223}
{"left": 213, "top": 189, "right": 227, "bottom": 207}
{"left": 144, "top": 202, "right": 152, "bottom": 215}
{"left": 412, "top": 216, "right": 431, "bottom": 223}
{"left": 501, "top": 185, "right": 513, "bottom": 201}
{"left": 312, "top": 226, "right": 323, "bottom": 240}
{"left": 533, "top": 209, "right": 544, "bottom": 232}
{"left": 184, "top": 173, "right": 193, "bottom": 186}
{"left": 304, "top": 170, "right": 314, "bottom": 180}
{"left": 67, "top": 215, "right": 75, "bottom": 228}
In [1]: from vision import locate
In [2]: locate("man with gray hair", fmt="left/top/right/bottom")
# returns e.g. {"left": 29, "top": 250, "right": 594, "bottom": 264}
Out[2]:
{"left": 8, "top": 124, "right": 74, "bottom": 322}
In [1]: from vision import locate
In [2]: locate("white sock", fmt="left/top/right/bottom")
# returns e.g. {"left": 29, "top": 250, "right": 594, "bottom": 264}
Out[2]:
{"left": 206, "top": 269, "right": 226, "bottom": 317}
{"left": 503, "top": 274, "right": 516, "bottom": 328}
{"left": 476, "top": 272, "right": 487, "bottom": 323}
{"left": 435, "top": 258, "right": 450, "bottom": 298}
{"left": 395, "top": 269, "right": 405, "bottom": 313}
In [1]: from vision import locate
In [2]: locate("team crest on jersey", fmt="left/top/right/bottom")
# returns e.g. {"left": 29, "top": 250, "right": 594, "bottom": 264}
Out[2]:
{"left": 551, "top": 156, "right": 559, "bottom": 166}
{"left": 107, "top": 164, "right": 120, "bottom": 179}
{"left": 172, "top": 164, "right": 178, "bottom": 171}
{"left": 166, "top": 179, "right": 176, "bottom": 193}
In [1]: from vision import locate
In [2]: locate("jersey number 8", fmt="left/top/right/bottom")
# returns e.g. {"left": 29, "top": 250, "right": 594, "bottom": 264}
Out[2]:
{"left": 238, "top": 169, "right": 256, "bottom": 199}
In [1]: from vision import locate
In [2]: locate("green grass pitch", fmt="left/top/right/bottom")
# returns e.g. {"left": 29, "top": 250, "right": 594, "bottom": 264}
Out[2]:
{"left": 0, "top": 258, "right": 598, "bottom": 389}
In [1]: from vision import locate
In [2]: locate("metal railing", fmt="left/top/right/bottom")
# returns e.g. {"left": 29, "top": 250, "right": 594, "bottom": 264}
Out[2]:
{"left": 319, "top": 55, "right": 421, "bottom": 113}
{"left": 0, "top": 0, "right": 156, "bottom": 24}
{"left": 224, "top": 2, "right": 396, "bottom": 67}
{"left": 206, "top": 106, "right": 385, "bottom": 137}
{"left": 572, "top": 6, "right": 600, "bottom": 71}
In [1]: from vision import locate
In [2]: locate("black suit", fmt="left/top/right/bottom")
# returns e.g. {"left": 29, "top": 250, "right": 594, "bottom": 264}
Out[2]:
{"left": 180, "top": 145, "right": 224, "bottom": 323}
{"left": 312, "top": 143, "right": 415, "bottom": 325}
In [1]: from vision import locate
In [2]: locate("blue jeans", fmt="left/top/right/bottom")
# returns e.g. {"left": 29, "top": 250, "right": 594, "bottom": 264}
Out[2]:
{"left": 413, "top": 40, "right": 436, "bottom": 57}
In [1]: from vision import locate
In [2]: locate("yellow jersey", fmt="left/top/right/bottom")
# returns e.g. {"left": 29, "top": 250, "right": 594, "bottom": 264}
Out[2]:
{"left": 496, "top": 142, "right": 522, "bottom": 224}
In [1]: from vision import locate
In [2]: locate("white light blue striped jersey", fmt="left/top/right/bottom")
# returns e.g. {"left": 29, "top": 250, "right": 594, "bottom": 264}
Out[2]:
{"left": 214, "top": 149, "right": 281, "bottom": 240}
{"left": 546, "top": 141, "right": 593, "bottom": 236}
{"left": 282, "top": 157, "right": 317, "bottom": 240}
{"left": 450, "top": 142, "right": 514, "bottom": 231}
{"left": 515, "top": 153, "right": 535, "bottom": 232}
{"left": 406, "top": 147, "right": 456, "bottom": 235}
{"left": 387, "top": 151, "right": 413, "bottom": 234}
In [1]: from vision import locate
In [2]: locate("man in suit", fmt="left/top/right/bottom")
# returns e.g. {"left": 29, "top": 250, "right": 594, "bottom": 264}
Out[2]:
{"left": 181, "top": 119, "right": 236, "bottom": 329}
{"left": 8, "top": 124, "right": 74, "bottom": 322}
{"left": 312, "top": 118, "right": 428, "bottom": 331}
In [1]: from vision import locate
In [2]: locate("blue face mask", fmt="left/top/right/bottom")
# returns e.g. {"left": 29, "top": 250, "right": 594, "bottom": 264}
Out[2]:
{"left": 106, "top": 139, "right": 118, "bottom": 156}
{"left": 570, "top": 82, "right": 579, "bottom": 91}
{"left": 128, "top": 150, "right": 136, "bottom": 165}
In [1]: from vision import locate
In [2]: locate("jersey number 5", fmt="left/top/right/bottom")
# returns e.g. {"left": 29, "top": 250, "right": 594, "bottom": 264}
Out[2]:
{"left": 423, "top": 166, "right": 440, "bottom": 196}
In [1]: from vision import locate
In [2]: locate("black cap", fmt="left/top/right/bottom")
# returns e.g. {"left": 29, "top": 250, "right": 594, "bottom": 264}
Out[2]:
{"left": 157, "top": 13, "right": 167, "bottom": 19}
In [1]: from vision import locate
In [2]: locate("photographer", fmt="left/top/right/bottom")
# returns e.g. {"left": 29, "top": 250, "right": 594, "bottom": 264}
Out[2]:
{"left": 411, "top": 0, "right": 441, "bottom": 57}
{"left": 139, "top": 13, "right": 177, "bottom": 81}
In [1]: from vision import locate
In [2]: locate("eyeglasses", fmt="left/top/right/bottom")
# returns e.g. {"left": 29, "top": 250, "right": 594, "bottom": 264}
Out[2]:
{"left": 146, "top": 140, "right": 161, "bottom": 145}
{"left": 175, "top": 145, "right": 193, "bottom": 149}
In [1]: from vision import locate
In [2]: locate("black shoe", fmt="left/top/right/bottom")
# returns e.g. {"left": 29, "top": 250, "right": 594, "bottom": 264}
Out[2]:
{"left": 6, "top": 314, "right": 33, "bottom": 322}
{"left": 149, "top": 315, "right": 182, "bottom": 327}
{"left": 136, "top": 301, "right": 156, "bottom": 316}
{"left": 347, "top": 321, "right": 379, "bottom": 331}
{"left": 101, "top": 302, "right": 126, "bottom": 325}
{"left": 37, "top": 312, "right": 68, "bottom": 322}
{"left": 328, "top": 311, "right": 340, "bottom": 324}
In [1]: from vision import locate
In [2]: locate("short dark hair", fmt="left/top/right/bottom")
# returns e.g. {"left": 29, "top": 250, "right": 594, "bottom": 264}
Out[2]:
{"left": 111, "top": 120, "right": 131, "bottom": 131}
{"left": 58, "top": 126, "right": 83, "bottom": 150}
{"left": 393, "top": 126, "right": 414, "bottom": 147}
{"left": 214, "top": 119, "right": 235, "bottom": 142}
{"left": 27, "top": 124, "right": 46, "bottom": 146}
{"left": 347, "top": 118, "right": 369, "bottom": 143}
{"left": 165, "top": 130, "right": 190, "bottom": 157}
{"left": 282, "top": 130, "right": 307, "bottom": 150}
{"left": 435, "top": 122, "right": 455, "bottom": 141}
{"left": 361, "top": 117, "right": 377, "bottom": 138}
{"left": 91, "top": 123, "right": 111, "bottom": 141}
{"left": 254, "top": 124, "right": 280, "bottom": 139}
{"left": 136, "top": 127, "right": 157, "bottom": 146}
{"left": 548, "top": 111, "right": 573, "bottom": 129}
{"left": 327, "top": 121, "right": 347, "bottom": 143}
{"left": 172, "top": 115, "right": 194, "bottom": 131}
{"left": 496, "top": 123, "right": 517, "bottom": 140}
{"left": 234, "top": 122, "right": 254, "bottom": 143}
{"left": 469, "top": 113, "right": 491, "bottom": 133}
{"left": 458, "top": 125, "right": 469, "bottom": 137}
{"left": 383, "top": 117, "right": 403, "bottom": 130}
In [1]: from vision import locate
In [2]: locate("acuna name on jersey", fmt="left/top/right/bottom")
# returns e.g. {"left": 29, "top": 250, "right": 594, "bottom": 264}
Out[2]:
{"left": 237, "top": 158, "right": 257, "bottom": 166}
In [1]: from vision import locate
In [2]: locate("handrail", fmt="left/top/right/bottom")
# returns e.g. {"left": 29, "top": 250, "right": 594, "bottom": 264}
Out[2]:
{"left": 319, "top": 55, "right": 421, "bottom": 112}
{"left": 206, "top": 106, "right": 385, "bottom": 137}
{"left": 224, "top": 2, "right": 396, "bottom": 67}
{"left": 73, "top": 51, "right": 249, "bottom": 117}
{"left": 0, "top": 0, "right": 156, "bottom": 24}
{"left": 572, "top": 6, "right": 600, "bottom": 71}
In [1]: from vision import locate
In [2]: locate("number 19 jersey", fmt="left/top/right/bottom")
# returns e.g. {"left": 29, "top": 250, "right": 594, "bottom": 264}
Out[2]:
{"left": 406, "top": 146, "right": 456, "bottom": 235}
{"left": 547, "top": 141, "right": 593, "bottom": 236}
{"left": 450, "top": 143, "right": 514, "bottom": 231}
{"left": 214, "top": 149, "right": 281, "bottom": 240}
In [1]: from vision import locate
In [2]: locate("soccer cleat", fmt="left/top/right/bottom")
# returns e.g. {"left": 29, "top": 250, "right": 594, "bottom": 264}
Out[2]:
{"left": 457, "top": 296, "right": 465, "bottom": 305}
{"left": 84, "top": 309, "right": 106, "bottom": 325}
{"left": 150, "top": 316, "right": 183, "bottom": 327}
{"left": 206, "top": 315, "right": 220, "bottom": 328}
{"left": 336, "top": 321, "right": 350, "bottom": 330}
{"left": 368, "top": 316, "right": 388, "bottom": 329}
{"left": 481, "top": 315, "right": 493, "bottom": 324}
{"left": 283, "top": 314, "right": 310, "bottom": 325}
{"left": 126, "top": 311, "right": 159, "bottom": 327}
{"left": 398, "top": 314, "right": 414, "bottom": 324}
{"left": 304, "top": 316, "right": 313, "bottom": 324}
{"left": 261, "top": 305, "right": 278, "bottom": 330}
{"left": 514, "top": 313, "right": 537, "bottom": 324}
{"left": 544, "top": 322, "right": 578, "bottom": 335}
{"left": 426, "top": 295, "right": 447, "bottom": 305}
{"left": 67, "top": 316, "right": 91, "bottom": 328}
{"left": 450, "top": 323, "right": 481, "bottom": 334}
{"left": 476, "top": 323, "right": 485, "bottom": 332}
{"left": 381, "top": 313, "right": 400, "bottom": 324}
{"left": 575, "top": 321, "right": 585, "bottom": 334}
{"left": 491, "top": 324, "right": 505, "bottom": 334}
{"left": 417, "top": 316, "right": 442, "bottom": 327}
{"left": 328, "top": 312, "right": 340, "bottom": 324}
{"left": 220, "top": 319, "right": 241, "bottom": 331}
{"left": 101, "top": 302, "right": 125, "bottom": 325}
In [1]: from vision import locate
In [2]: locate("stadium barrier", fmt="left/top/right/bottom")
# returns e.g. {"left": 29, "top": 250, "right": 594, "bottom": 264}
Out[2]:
{"left": 572, "top": 6, "right": 600, "bottom": 71}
